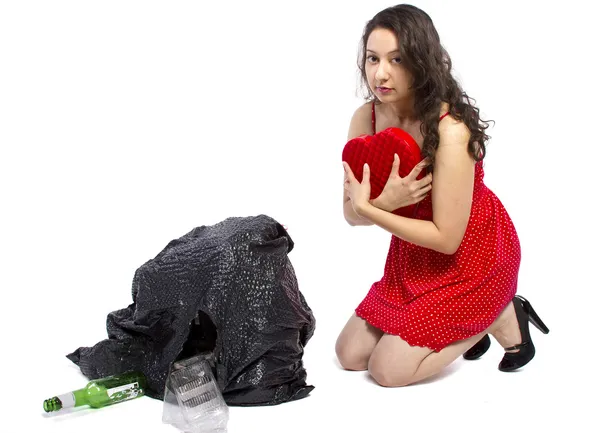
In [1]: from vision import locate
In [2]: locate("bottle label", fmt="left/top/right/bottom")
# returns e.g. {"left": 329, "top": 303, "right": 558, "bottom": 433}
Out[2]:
{"left": 107, "top": 382, "right": 142, "bottom": 401}
{"left": 58, "top": 392, "right": 76, "bottom": 409}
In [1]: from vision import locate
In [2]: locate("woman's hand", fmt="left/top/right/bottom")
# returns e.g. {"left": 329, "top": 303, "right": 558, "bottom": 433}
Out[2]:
{"left": 343, "top": 162, "right": 372, "bottom": 216}
{"left": 373, "top": 154, "right": 433, "bottom": 212}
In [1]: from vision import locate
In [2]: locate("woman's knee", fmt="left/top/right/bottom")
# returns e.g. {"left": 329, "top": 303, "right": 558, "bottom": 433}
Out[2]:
{"left": 367, "top": 355, "right": 414, "bottom": 387}
{"left": 335, "top": 315, "right": 382, "bottom": 371}
{"left": 335, "top": 336, "right": 369, "bottom": 371}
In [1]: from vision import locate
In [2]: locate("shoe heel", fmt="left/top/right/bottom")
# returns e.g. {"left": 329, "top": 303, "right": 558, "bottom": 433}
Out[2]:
{"left": 515, "top": 295, "right": 549, "bottom": 334}
{"left": 498, "top": 295, "right": 548, "bottom": 372}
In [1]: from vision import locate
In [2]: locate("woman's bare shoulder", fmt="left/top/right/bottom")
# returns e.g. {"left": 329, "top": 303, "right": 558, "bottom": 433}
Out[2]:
{"left": 347, "top": 101, "right": 373, "bottom": 140}
{"left": 440, "top": 101, "right": 451, "bottom": 118}
{"left": 438, "top": 104, "right": 470, "bottom": 150}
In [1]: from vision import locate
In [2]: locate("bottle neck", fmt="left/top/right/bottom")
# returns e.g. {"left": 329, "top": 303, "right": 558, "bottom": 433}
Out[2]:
{"left": 58, "top": 388, "right": 87, "bottom": 409}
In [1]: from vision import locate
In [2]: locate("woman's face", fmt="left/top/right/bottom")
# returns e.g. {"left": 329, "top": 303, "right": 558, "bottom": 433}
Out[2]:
{"left": 365, "top": 27, "right": 414, "bottom": 103}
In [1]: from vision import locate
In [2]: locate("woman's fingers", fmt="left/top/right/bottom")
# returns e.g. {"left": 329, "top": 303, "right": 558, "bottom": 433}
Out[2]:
{"left": 362, "top": 163, "right": 370, "bottom": 184}
{"left": 389, "top": 154, "right": 400, "bottom": 178}
{"left": 343, "top": 162, "right": 357, "bottom": 182}
{"left": 406, "top": 158, "right": 430, "bottom": 181}
{"left": 416, "top": 173, "right": 433, "bottom": 188}
{"left": 412, "top": 183, "right": 432, "bottom": 198}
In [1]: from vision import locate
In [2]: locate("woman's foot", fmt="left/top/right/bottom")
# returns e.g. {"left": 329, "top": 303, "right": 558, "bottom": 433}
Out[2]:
{"left": 462, "top": 334, "right": 490, "bottom": 360}
{"left": 491, "top": 295, "right": 550, "bottom": 372}
{"left": 490, "top": 299, "right": 522, "bottom": 352}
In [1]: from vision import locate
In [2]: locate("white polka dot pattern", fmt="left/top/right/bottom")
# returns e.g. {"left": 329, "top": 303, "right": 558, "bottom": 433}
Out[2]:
{"left": 355, "top": 161, "right": 520, "bottom": 352}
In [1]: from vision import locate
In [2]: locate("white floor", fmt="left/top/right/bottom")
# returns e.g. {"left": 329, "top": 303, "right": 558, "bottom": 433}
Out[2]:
{"left": 32, "top": 323, "right": 591, "bottom": 433}
{"left": 20, "top": 216, "right": 598, "bottom": 432}
{"left": 23, "top": 231, "right": 597, "bottom": 433}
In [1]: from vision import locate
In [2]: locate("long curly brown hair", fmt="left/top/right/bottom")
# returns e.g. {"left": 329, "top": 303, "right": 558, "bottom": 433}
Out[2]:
{"left": 358, "top": 4, "right": 492, "bottom": 169}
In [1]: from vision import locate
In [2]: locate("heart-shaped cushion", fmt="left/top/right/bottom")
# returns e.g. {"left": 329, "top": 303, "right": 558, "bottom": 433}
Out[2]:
{"left": 342, "top": 127, "right": 425, "bottom": 217}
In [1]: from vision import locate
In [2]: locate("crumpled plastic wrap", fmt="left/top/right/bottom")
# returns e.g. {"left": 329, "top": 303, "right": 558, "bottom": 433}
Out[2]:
{"left": 67, "top": 214, "right": 316, "bottom": 406}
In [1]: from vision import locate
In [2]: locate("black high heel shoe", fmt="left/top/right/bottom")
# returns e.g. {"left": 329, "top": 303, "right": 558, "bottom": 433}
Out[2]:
{"left": 463, "top": 334, "right": 491, "bottom": 360}
{"left": 498, "top": 295, "right": 550, "bottom": 372}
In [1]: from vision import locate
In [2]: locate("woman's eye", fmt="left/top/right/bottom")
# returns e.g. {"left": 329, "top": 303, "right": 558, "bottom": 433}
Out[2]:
{"left": 393, "top": 58, "right": 402, "bottom": 63}
{"left": 367, "top": 56, "right": 378, "bottom": 63}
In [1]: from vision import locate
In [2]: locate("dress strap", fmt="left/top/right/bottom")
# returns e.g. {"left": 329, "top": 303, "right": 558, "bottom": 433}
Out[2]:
{"left": 371, "top": 101, "right": 376, "bottom": 134}
{"left": 439, "top": 111, "right": 450, "bottom": 121}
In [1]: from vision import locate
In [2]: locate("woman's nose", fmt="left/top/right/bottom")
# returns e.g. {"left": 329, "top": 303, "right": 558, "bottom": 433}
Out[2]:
{"left": 375, "top": 62, "right": 389, "bottom": 82}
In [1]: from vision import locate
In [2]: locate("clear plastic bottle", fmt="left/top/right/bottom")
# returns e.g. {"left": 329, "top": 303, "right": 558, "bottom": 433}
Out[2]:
{"left": 163, "top": 354, "right": 229, "bottom": 432}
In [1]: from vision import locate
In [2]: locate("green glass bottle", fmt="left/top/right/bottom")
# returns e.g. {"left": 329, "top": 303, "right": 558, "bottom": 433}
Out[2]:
{"left": 43, "top": 371, "right": 147, "bottom": 413}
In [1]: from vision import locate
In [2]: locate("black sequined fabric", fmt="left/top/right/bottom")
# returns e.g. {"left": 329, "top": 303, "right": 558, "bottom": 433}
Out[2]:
{"left": 66, "top": 215, "right": 316, "bottom": 406}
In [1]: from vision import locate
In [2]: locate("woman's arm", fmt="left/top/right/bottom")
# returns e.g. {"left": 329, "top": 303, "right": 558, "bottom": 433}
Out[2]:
{"left": 343, "top": 104, "right": 375, "bottom": 226}
{"left": 354, "top": 118, "right": 475, "bottom": 254}
{"left": 344, "top": 191, "right": 374, "bottom": 226}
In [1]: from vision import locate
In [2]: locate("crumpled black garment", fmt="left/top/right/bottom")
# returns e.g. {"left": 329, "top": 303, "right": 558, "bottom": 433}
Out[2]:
{"left": 66, "top": 214, "right": 316, "bottom": 406}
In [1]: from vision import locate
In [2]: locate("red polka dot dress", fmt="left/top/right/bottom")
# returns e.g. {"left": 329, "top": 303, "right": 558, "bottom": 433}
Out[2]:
{"left": 355, "top": 103, "right": 520, "bottom": 352}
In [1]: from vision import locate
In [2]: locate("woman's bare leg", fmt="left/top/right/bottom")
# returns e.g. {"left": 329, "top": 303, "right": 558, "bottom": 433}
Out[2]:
{"left": 367, "top": 301, "right": 520, "bottom": 386}
{"left": 368, "top": 331, "right": 486, "bottom": 386}
{"left": 335, "top": 313, "right": 384, "bottom": 371}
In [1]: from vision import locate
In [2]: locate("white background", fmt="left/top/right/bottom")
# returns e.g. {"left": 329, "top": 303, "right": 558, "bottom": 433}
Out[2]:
{"left": 1, "top": 0, "right": 598, "bottom": 432}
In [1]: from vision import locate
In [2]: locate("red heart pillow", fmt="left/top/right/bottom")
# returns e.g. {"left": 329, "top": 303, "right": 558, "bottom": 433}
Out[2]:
{"left": 342, "top": 127, "right": 425, "bottom": 217}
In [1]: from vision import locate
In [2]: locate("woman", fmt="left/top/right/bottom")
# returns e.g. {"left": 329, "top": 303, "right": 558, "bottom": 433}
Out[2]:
{"left": 338, "top": 3, "right": 549, "bottom": 387}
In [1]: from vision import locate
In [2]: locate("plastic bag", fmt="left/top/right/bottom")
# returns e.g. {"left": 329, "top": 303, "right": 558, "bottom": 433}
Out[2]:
{"left": 67, "top": 215, "right": 315, "bottom": 406}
